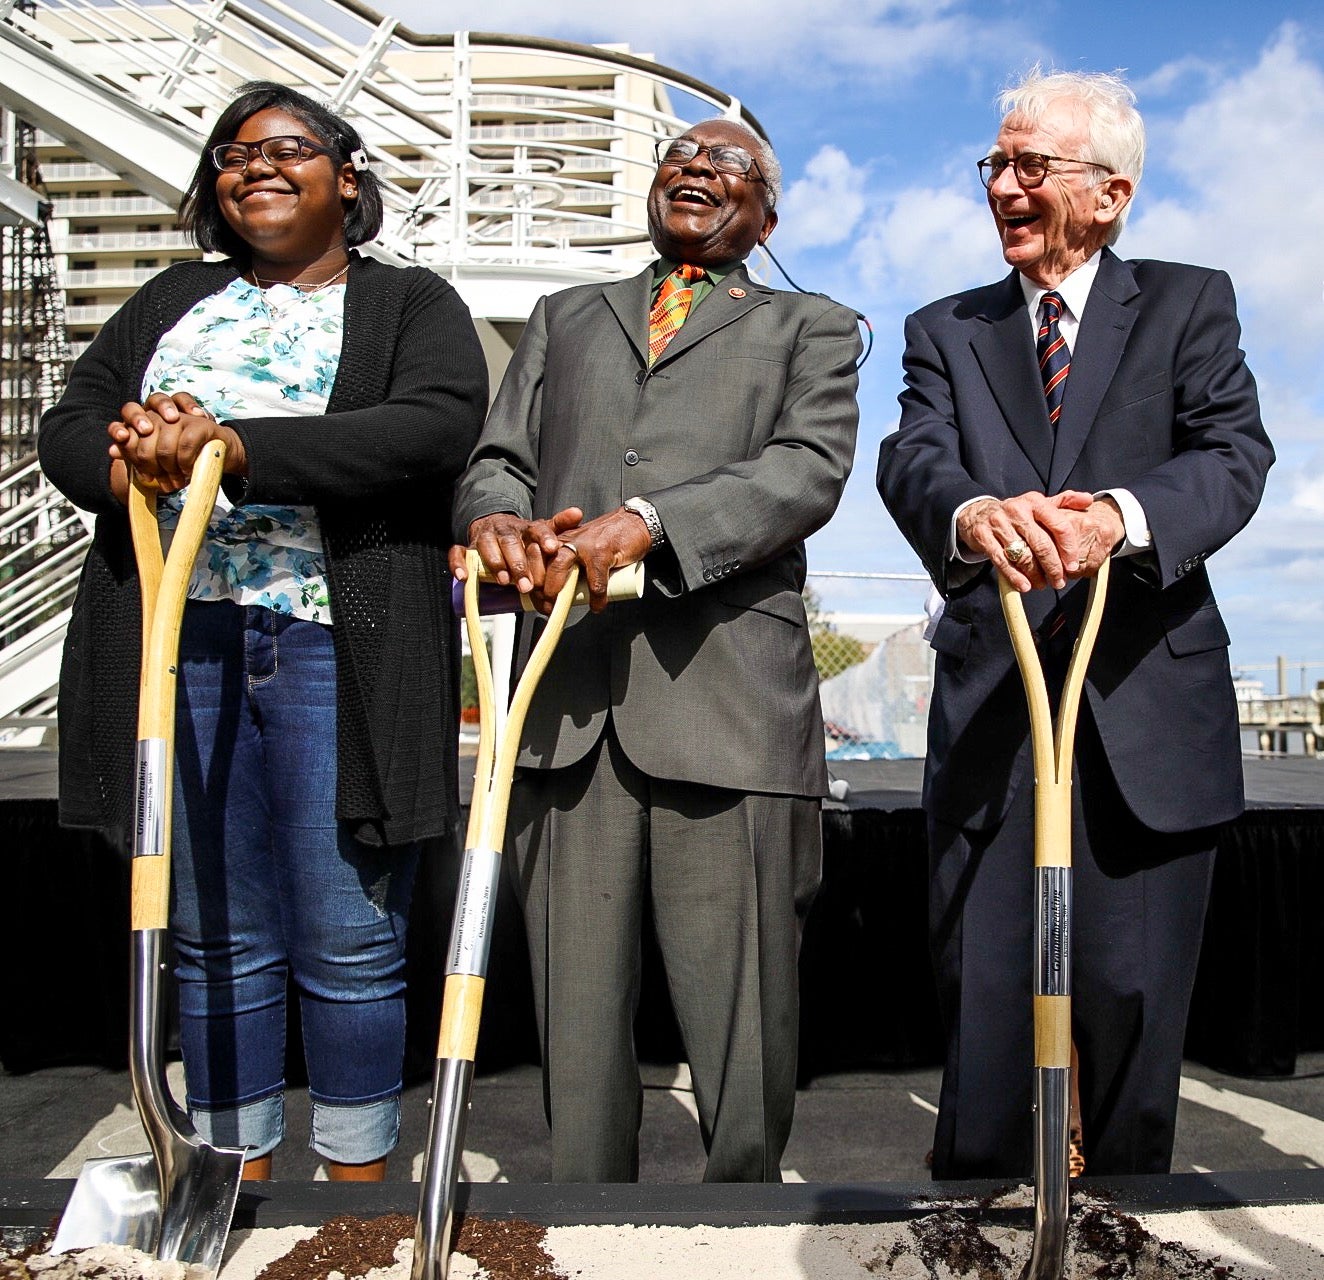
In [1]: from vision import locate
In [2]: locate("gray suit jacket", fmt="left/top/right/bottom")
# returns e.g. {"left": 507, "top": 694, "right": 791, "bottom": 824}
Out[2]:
{"left": 454, "top": 261, "right": 862, "bottom": 798}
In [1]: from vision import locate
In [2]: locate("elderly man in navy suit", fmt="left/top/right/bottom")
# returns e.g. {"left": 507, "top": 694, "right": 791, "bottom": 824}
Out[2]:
{"left": 877, "top": 68, "right": 1273, "bottom": 1178}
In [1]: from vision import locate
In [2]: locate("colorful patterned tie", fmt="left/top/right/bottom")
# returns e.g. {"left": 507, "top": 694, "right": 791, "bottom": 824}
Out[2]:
{"left": 648, "top": 264, "right": 703, "bottom": 366}
{"left": 1037, "top": 291, "right": 1070, "bottom": 427}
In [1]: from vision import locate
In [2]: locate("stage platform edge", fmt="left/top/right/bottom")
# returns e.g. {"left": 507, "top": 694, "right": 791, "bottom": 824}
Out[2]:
{"left": 5, "top": 1169, "right": 1324, "bottom": 1240}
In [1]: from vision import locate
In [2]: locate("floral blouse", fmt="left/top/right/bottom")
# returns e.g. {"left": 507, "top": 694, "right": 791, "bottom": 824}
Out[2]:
{"left": 141, "top": 276, "right": 345, "bottom": 624}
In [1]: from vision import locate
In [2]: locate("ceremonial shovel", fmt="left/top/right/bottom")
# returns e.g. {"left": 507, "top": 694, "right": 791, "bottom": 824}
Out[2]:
{"left": 412, "top": 551, "right": 643, "bottom": 1280}
{"left": 54, "top": 444, "right": 244, "bottom": 1273}
{"left": 999, "top": 555, "right": 1109, "bottom": 1280}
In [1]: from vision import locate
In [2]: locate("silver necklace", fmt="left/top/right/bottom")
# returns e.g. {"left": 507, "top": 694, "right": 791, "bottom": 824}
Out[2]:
{"left": 249, "top": 261, "right": 350, "bottom": 292}
{"left": 247, "top": 261, "right": 349, "bottom": 322}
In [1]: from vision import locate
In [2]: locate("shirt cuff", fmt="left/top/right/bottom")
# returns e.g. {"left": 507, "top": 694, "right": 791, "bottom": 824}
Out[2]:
{"left": 1096, "top": 487, "right": 1152, "bottom": 558}
{"left": 948, "top": 495, "right": 996, "bottom": 563}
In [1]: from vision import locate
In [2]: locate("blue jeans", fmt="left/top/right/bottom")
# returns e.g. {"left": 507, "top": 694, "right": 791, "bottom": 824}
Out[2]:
{"left": 169, "top": 601, "right": 418, "bottom": 1164}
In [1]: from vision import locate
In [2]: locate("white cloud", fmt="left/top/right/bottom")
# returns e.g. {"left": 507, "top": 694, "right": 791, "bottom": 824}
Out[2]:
{"left": 775, "top": 146, "right": 869, "bottom": 252}
{"left": 1254, "top": 378, "right": 1324, "bottom": 445}
{"left": 1126, "top": 25, "right": 1324, "bottom": 364}
{"left": 851, "top": 183, "right": 1002, "bottom": 308}
{"left": 1132, "top": 56, "right": 1218, "bottom": 100}
{"left": 1287, "top": 465, "right": 1324, "bottom": 517}
{"left": 382, "top": 0, "right": 1030, "bottom": 82}
{"left": 1114, "top": 23, "right": 1324, "bottom": 668}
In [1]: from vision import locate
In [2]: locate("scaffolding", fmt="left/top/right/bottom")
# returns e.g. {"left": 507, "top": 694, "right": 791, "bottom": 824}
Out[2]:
{"left": 0, "top": 74, "right": 81, "bottom": 745}
{"left": 1, "top": 106, "right": 70, "bottom": 471}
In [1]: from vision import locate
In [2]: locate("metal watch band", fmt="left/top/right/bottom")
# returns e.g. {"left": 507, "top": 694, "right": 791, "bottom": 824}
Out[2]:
{"left": 624, "top": 496, "right": 666, "bottom": 549}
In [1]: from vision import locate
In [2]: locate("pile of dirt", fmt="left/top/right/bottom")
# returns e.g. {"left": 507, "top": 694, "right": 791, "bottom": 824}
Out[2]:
{"left": 250, "top": 1214, "right": 563, "bottom": 1280}
{"left": 873, "top": 1197, "right": 1245, "bottom": 1279}
{"left": 252, "top": 1216, "right": 416, "bottom": 1280}
{"left": 450, "top": 1219, "right": 563, "bottom": 1280}
{"left": 1073, "top": 1203, "right": 1240, "bottom": 1279}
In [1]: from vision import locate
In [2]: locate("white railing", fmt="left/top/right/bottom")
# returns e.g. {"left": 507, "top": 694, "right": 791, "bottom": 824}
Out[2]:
{"left": 0, "top": 451, "right": 89, "bottom": 744}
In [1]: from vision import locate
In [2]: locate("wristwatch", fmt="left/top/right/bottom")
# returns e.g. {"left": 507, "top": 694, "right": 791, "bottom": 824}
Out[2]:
{"left": 623, "top": 496, "right": 666, "bottom": 550}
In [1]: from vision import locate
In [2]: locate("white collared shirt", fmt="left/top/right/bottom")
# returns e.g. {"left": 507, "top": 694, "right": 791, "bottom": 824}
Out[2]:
{"left": 1018, "top": 250, "right": 1100, "bottom": 354}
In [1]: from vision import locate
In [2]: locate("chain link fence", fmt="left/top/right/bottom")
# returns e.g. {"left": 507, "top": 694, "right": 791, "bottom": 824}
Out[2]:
{"left": 457, "top": 570, "right": 940, "bottom": 761}
{"left": 804, "top": 573, "right": 934, "bottom": 761}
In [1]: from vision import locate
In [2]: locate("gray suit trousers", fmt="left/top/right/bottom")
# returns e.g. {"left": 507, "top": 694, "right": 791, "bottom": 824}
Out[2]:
{"left": 506, "top": 721, "right": 822, "bottom": 1182}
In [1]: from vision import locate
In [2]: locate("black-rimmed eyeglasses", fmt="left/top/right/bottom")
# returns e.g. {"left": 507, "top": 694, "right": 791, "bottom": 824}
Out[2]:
{"left": 977, "top": 151, "right": 1114, "bottom": 190}
{"left": 654, "top": 137, "right": 765, "bottom": 182}
{"left": 210, "top": 135, "right": 332, "bottom": 173}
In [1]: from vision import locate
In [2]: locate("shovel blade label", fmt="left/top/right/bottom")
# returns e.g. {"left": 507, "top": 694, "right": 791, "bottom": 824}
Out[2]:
{"left": 447, "top": 846, "right": 501, "bottom": 976}
{"left": 1035, "top": 866, "right": 1071, "bottom": 996}
{"left": 133, "top": 739, "right": 168, "bottom": 858}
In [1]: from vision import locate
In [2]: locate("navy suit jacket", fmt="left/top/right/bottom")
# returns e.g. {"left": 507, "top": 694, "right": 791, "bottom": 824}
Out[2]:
{"left": 877, "top": 248, "right": 1274, "bottom": 835}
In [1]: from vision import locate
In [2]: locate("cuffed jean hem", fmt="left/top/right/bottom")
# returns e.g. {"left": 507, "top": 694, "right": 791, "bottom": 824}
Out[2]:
{"left": 191, "top": 1092, "right": 285, "bottom": 1160}
{"left": 310, "top": 1095, "right": 401, "bottom": 1165}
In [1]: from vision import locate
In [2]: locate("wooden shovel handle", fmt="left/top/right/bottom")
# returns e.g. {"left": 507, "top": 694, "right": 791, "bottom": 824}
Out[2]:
{"left": 441, "top": 551, "right": 612, "bottom": 1064}
{"left": 999, "top": 557, "right": 1110, "bottom": 791}
{"left": 128, "top": 444, "right": 226, "bottom": 932}
{"left": 461, "top": 547, "right": 581, "bottom": 855}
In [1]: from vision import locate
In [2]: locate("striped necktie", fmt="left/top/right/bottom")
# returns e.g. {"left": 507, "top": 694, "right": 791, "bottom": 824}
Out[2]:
{"left": 1037, "top": 291, "right": 1070, "bottom": 426}
{"left": 648, "top": 264, "right": 703, "bottom": 366}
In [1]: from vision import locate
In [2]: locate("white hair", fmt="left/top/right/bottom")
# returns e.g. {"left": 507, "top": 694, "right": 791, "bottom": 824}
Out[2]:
{"left": 695, "top": 116, "right": 782, "bottom": 209}
{"left": 998, "top": 66, "right": 1145, "bottom": 242}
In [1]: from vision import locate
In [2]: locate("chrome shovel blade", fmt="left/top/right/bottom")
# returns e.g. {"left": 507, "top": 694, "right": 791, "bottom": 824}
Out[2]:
{"left": 52, "top": 1139, "right": 244, "bottom": 1277}
{"left": 155, "top": 1139, "right": 246, "bottom": 1271}
{"left": 53, "top": 1154, "right": 159, "bottom": 1255}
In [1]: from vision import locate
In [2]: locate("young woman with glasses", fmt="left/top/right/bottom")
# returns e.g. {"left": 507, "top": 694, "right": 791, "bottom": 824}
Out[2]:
{"left": 39, "top": 81, "right": 488, "bottom": 1182}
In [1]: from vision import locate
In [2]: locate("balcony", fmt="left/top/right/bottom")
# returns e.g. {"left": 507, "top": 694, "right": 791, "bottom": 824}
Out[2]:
{"left": 469, "top": 122, "right": 618, "bottom": 143}
{"left": 54, "top": 230, "right": 194, "bottom": 253}
{"left": 472, "top": 90, "right": 615, "bottom": 111}
{"left": 37, "top": 161, "right": 120, "bottom": 184}
{"left": 52, "top": 196, "right": 175, "bottom": 218}
{"left": 64, "top": 303, "right": 122, "bottom": 325}
{"left": 64, "top": 266, "right": 165, "bottom": 288}
{"left": 466, "top": 184, "right": 617, "bottom": 210}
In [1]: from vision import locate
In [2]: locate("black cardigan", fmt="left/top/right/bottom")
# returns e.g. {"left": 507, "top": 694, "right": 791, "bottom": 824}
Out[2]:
{"left": 39, "top": 254, "right": 488, "bottom": 848}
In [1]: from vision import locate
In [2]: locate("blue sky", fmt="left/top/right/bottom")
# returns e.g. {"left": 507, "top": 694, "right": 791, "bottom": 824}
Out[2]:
{"left": 395, "top": 1, "right": 1324, "bottom": 681}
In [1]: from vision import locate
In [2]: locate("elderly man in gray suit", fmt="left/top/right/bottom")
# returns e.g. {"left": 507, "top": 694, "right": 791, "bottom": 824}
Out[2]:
{"left": 449, "top": 118, "right": 861, "bottom": 1182}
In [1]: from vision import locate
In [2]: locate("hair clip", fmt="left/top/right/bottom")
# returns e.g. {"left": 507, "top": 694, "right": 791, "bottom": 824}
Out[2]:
{"left": 349, "top": 147, "right": 369, "bottom": 172}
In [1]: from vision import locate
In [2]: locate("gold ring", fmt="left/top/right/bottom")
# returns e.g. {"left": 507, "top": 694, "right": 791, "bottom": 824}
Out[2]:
{"left": 1005, "top": 538, "right": 1029, "bottom": 564}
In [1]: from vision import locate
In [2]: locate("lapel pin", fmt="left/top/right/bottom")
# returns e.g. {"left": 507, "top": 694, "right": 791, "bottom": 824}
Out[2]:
{"left": 728, "top": 287, "right": 746, "bottom": 298}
